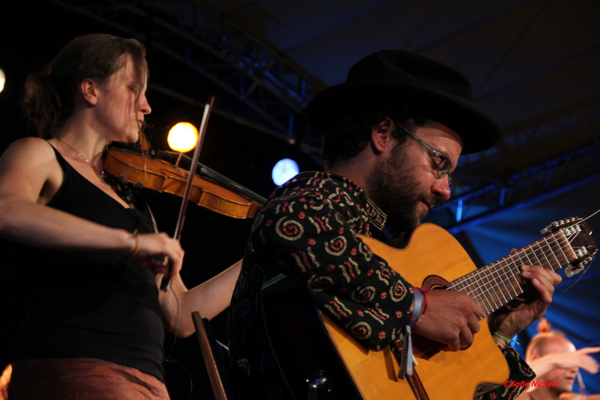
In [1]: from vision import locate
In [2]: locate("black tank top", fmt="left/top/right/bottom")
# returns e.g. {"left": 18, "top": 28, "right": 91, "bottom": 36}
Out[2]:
{"left": 13, "top": 146, "right": 165, "bottom": 381}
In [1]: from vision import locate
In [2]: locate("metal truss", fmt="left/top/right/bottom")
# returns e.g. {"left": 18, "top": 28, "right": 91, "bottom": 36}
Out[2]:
{"left": 456, "top": 95, "right": 600, "bottom": 177}
{"left": 423, "top": 94, "right": 600, "bottom": 233}
{"left": 426, "top": 139, "right": 600, "bottom": 234}
{"left": 40, "top": 0, "right": 600, "bottom": 217}
{"left": 45, "top": 0, "right": 325, "bottom": 150}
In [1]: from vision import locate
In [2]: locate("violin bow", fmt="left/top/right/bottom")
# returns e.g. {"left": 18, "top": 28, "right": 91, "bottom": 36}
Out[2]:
{"left": 161, "top": 96, "right": 215, "bottom": 291}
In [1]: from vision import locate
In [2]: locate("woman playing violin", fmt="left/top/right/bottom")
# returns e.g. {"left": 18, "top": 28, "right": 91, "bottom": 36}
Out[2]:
{"left": 0, "top": 34, "right": 241, "bottom": 399}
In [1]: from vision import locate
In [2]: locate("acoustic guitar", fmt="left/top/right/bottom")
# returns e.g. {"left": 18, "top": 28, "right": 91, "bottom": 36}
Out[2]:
{"left": 262, "top": 218, "right": 597, "bottom": 400}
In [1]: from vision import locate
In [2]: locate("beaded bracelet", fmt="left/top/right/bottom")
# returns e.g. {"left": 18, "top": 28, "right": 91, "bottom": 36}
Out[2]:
{"left": 409, "top": 287, "right": 424, "bottom": 328}
{"left": 420, "top": 287, "right": 429, "bottom": 319}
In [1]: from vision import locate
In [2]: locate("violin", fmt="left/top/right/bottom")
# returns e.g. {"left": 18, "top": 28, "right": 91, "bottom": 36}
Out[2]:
{"left": 104, "top": 147, "right": 266, "bottom": 219}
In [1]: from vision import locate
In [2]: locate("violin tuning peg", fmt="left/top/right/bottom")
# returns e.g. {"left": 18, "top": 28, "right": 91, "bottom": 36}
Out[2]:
{"left": 134, "top": 181, "right": 144, "bottom": 190}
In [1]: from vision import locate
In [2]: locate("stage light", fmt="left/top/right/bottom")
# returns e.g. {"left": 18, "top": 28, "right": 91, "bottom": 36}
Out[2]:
{"left": 168, "top": 122, "right": 198, "bottom": 153}
{"left": 0, "top": 68, "right": 5, "bottom": 93}
{"left": 272, "top": 158, "right": 299, "bottom": 186}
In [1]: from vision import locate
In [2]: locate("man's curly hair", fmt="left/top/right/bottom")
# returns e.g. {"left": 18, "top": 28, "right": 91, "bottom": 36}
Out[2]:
{"left": 320, "top": 102, "right": 433, "bottom": 168}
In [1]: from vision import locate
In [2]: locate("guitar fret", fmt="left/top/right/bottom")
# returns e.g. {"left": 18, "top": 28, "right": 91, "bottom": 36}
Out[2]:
{"left": 464, "top": 275, "right": 480, "bottom": 304}
{"left": 553, "top": 235, "right": 571, "bottom": 269}
{"left": 511, "top": 253, "right": 532, "bottom": 297}
{"left": 527, "top": 243, "right": 543, "bottom": 267}
{"left": 521, "top": 249, "right": 535, "bottom": 266}
{"left": 545, "top": 238, "right": 558, "bottom": 267}
{"left": 478, "top": 267, "right": 501, "bottom": 314}
{"left": 532, "top": 243, "right": 549, "bottom": 269}
{"left": 454, "top": 269, "right": 492, "bottom": 315}
{"left": 543, "top": 237, "right": 561, "bottom": 270}
{"left": 496, "top": 263, "right": 514, "bottom": 303}
{"left": 497, "top": 261, "right": 517, "bottom": 302}
{"left": 515, "top": 252, "right": 529, "bottom": 292}
{"left": 503, "top": 254, "right": 519, "bottom": 297}
{"left": 506, "top": 262, "right": 524, "bottom": 296}
{"left": 558, "top": 236, "right": 570, "bottom": 261}
{"left": 502, "top": 261, "right": 522, "bottom": 302}
{"left": 538, "top": 242, "right": 555, "bottom": 269}
{"left": 489, "top": 263, "right": 508, "bottom": 307}
{"left": 550, "top": 237, "right": 565, "bottom": 271}
{"left": 458, "top": 263, "right": 502, "bottom": 317}
{"left": 556, "top": 237, "right": 571, "bottom": 265}
{"left": 463, "top": 273, "right": 484, "bottom": 307}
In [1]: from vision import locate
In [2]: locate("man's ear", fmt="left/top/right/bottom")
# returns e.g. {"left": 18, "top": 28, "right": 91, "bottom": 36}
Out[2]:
{"left": 528, "top": 350, "right": 541, "bottom": 362}
{"left": 81, "top": 79, "right": 99, "bottom": 106}
{"left": 371, "top": 118, "right": 394, "bottom": 153}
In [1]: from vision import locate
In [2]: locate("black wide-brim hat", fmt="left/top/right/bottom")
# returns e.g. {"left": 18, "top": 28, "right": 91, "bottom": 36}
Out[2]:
{"left": 304, "top": 50, "right": 502, "bottom": 154}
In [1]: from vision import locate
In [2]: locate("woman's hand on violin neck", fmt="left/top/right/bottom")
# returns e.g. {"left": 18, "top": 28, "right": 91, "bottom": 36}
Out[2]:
{"left": 128, "top": 232, "right": 184, "bottom": 282}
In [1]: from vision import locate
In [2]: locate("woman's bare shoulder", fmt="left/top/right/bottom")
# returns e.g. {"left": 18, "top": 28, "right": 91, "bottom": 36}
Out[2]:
{"left": 2, "top": 137, "right": 54, "bottom": 159}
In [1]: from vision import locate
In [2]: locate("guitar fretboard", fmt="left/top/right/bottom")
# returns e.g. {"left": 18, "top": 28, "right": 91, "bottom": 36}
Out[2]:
{"left": 446, "top": 229, "right": 577, "bottom": 318}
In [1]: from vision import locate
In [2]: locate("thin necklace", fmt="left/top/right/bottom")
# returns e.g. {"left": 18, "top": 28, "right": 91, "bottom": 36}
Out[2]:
{"left": 57, "top": 137, "right": 112, "bottom": 188}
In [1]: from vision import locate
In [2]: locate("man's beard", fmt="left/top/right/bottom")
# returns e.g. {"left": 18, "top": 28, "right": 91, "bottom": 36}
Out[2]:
{"left": 366, "top": 143, "right": 437, "bottom": 232}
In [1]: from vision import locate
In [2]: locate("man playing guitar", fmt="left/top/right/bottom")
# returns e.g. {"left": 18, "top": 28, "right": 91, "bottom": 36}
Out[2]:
{"left": 227, "top": 50, "right": 562, "bottom": 400}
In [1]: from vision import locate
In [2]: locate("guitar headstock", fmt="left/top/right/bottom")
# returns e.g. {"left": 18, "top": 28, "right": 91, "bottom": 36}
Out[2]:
{"left": 542, "top": 217, "right": 597, "bottom": 277}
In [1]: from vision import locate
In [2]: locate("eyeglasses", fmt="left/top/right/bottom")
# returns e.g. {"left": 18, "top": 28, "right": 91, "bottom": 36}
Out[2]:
{"left": 393, "top": 122, "right": 453, "bottom": 185}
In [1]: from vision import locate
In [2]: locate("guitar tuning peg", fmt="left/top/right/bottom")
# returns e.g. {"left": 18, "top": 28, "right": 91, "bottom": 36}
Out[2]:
{"left": 586, "top": 256, "right": 595, "bottom": 265}
{"left": 564, "top": 265, "right": 580, "bottom": 278}
{"left": 565, "top": 266, "right": 574, "bottom": 278}
{"left": 565, "top": 257, "right": 593, "bottom": 278}
{"left": 540, "top": 221, "right": 559, "bottom": 234}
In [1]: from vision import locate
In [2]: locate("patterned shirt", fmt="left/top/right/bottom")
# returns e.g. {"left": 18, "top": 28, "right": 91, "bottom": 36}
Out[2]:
{"left": 227, "top": 171, "right": 533, "bottom": 400}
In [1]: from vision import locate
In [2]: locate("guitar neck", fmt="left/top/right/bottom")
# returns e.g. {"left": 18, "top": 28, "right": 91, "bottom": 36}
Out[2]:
{"left": 446, "top": 228, "right": 577, "bottom": 318}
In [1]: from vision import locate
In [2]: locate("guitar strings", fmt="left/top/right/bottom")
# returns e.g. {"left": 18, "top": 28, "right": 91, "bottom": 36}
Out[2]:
{"left": 463, "top": 224, "right": 589, "bottom": 315}
{"left": 450, "top": 229, "right": 573, "bottom": 317}
{"left": 470, "top": 239, "right": 559, "bottom": 312}
{"left": 417, "top": 220, "right": 592, "bottom": 356}
{"left": 582, "top": 208, "right": 600, "bottom": 222}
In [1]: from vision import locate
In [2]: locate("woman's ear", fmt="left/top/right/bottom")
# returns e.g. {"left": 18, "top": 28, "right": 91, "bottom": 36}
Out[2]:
{"left": 80, "top": 79, "right": 99, "bottom": 106}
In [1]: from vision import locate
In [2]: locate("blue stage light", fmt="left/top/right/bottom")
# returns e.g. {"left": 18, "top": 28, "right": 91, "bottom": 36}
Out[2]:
{"left": 272, "top": 158, "right": 299, "bottom": 186}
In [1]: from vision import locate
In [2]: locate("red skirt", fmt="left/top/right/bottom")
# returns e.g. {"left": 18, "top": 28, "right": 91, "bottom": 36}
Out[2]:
{"left": 8, "top": 358, "right": 170, "bottom": 399}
